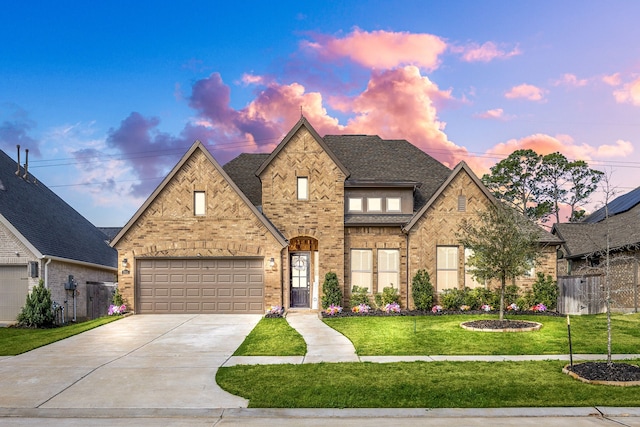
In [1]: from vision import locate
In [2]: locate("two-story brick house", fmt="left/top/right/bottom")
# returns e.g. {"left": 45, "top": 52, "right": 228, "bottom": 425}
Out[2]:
{"left": 111, "top": 117, "right": 560, "bottom": 314}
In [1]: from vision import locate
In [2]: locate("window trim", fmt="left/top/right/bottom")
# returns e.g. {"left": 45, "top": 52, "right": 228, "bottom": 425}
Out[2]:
{"left": 386, "top": 197, "right": 401, "bottom": 213}
{"left": 194, "top": 191, "right": 206, "bottom": 216}
{"left": 297, "top": 177, "right": 309, "bottom": 200}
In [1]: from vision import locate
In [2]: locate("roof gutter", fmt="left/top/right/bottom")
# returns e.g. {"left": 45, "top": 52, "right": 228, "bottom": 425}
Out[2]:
{"left": 40, "top": 255, "right": 118, "bottom": 272}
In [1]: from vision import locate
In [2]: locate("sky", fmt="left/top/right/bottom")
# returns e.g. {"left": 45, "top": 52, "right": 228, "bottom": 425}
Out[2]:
{"left": 2, "top": 1, "right": 640, "bottom": 227}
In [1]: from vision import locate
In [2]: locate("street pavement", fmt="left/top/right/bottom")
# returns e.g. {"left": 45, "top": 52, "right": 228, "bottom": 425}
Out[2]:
{"left": 1, "top": 311, "right": 640, "bottom": 426}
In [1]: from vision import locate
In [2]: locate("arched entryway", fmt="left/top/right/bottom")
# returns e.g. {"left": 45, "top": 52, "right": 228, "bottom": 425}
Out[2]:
{"left": 289, "top": 237, "right": 319, "bottom": 308}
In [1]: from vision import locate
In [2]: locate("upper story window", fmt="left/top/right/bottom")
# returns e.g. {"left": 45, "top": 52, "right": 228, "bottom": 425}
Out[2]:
{"left": 386, "top": 197, "right": 401, "bottom": 212}
{"left": 367, "top": 197, "right": 382, "bottom": 212}
{"left": 194, "top": 191, "right": 206, "bottom": 216}
{"left": 297, "top": 177, "right": 308, "bottom": 200}
{"left": 348, "top": 197, "right": 363, "bottom": 212}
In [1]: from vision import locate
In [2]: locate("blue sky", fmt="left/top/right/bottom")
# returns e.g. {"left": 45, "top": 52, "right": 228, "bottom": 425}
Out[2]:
{"left": 2, "top": 1, "right": 640, "bottom": 226}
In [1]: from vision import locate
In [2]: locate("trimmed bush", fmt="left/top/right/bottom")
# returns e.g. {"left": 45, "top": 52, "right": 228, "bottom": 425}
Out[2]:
{"left": 440, "top": 288, "right": 467, "bottom": 310}
{"left": 411, "top": 269, "right": 434, "bottom": 311}
{"left": 17, "top": 280, "right": 55, "bottom": 328}
{"left": 504, "top": 284, "right": 520, "bottom": 306}
{"left": 533, "top": 272, "right": 558, "bottom": 310}
{"left": 350, "top": 285, "right": 370, "bottom": 307}
{"left": 321, "top": 272, "right": 342, "bottom": 309}
{"left": 374, "top": 286, "right": 400, "bottom": 309}
{"left": 517, "top": 289, "right": 536, "bottom": 311}
{"left": 465, "top": 287, "right": 498, "bottom": 310}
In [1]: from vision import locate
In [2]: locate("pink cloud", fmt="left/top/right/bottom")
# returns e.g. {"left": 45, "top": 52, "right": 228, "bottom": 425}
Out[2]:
{"left": 554, "top": 73, "right": 588, "bottom": 87}
{"left": 613, "top": 77, "right": 640, "bottom": 106}
{"left": 505, "top": 84, "right": 546, "bottom": 101}
{"left": 455, "top": 41, "right": 521, "bottom": 62}
{"left": 241, "top": 73, "right": 267, "bottom": 86}
{"left": 473, "top": 108, "right": 513, "bottom": 120}
{"left": 602, "top": 73, "right": 621, "bottom": 86}
{"left": 301, "top": 28, "right": 447, "bottom": 70}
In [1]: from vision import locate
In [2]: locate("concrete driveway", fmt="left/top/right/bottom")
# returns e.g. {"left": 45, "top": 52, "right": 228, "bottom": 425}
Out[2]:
{"left": 0, "top": 314, "right": 261, "bottom": 410}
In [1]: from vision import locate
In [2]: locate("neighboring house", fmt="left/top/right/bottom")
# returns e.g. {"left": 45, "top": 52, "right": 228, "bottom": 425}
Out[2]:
{"left": 0, "top": 147, "right": 118, "bottom": 322}
{"left": 553, "top": 187, "right": 640, "bottom": 310}
{"left": 112, "top": 118, "right": 560, "bottom": 314}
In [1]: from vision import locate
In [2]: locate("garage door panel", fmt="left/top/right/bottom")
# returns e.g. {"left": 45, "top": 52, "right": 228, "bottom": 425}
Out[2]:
{"left": 137, "top": 258, "right": 264, "bottom": 314}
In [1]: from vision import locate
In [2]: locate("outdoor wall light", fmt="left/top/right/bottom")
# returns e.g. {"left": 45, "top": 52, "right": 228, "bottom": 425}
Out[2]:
{"left": 122, "top": 258, "right": 128, "bottom": 268}
{"left": 269, "top": 257, "right": 276, "bottom": 269}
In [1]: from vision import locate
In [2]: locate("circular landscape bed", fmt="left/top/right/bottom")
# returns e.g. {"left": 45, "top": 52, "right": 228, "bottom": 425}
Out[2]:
{"left": 564, "top": 362, "right": 640, "bottom": 386}
{"left": 460, "top": 319, "right": 542, "bottom": 332}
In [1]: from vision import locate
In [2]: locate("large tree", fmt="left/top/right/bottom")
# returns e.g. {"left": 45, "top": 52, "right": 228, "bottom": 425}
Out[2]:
{"left": 457, "top": 204, "right": 542, "bottom": 320}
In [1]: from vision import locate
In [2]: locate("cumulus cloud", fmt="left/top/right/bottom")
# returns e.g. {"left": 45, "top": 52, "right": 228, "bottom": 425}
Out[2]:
{"left": 473, "top": 108, "right": 513, "bottom": 120}
{"left": 602, "top": 73, "right": 621, "bottom": 86}
{"left": 613, "top": 77, "right": 640, "bottom": 106}
{"left": 505, "top": 83, "right": 547, "bottom": 101}
{"left": 554, "top": 73, "right": 588, "bottom": 87}
{"left": 301, "top": 28, "right": 447, "bottom": 70}
{"left": 453, "top": 41, "right": 521, "bottom": 62}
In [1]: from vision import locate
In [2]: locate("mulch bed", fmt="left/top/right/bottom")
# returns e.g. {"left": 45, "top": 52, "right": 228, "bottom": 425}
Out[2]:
{"left": 320, "top": 309, "right": 562, "bottom": 318}
{"left": 566, "top": 362, "right": 640, "bottom": 383}
{"left": 461, "top": 319, "right": 540, "bottom": 330}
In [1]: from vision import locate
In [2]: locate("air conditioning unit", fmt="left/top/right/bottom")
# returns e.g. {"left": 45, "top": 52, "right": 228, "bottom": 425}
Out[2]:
{"left": 28, "top": 261, "right": 39, "bottom": 278}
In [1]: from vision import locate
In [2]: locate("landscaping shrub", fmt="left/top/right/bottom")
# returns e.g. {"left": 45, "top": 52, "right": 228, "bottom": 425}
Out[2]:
{"left": 411, "top": 269, "right": 434, "bottom": 311}
{"left": 321, "top": 272, "right": 342, "bottom": 309}
{"left": 350, "top": 285, "right": 370, "bottom": 307}
{"left": 17, "top": 280, "right": 55, "bottom": 328}
{"left": 504, "top": 284, "right": 520, "bottom": 306}
{"left": 112, "top": 286, "right": 124, "bottom": 306}
{"left": 517, "top": 289, "right": 535, "bottom": 311}
{"left": 465, "top": 287, "right": 498, "bottom": 310}
{"left": 440, "top": 288, "right": 467, "bottom": 310}
{"left": 533, "top": 272, "right": 558, "bottom": 310}
{"left": 374, "top": 286, "right": 400, "bottom": 308}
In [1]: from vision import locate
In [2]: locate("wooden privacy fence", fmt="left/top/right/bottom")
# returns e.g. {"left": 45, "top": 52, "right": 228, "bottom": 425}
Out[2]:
{"left": 557, "top": 275, "right": 605, "bottom": 315}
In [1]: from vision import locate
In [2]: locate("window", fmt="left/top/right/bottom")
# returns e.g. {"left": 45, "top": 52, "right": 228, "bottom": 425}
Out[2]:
{"left": 524, "top": 258, "right": 536, "bottom": 277}
{"left": 367, "top": 197, "right": 382, "bottom": 212}
{"left": 386, "top": 197, "right": 401, "bottom": 212}
{"left": 351, "top": 249, "right": 372, "bottom": 292}
{"left": 194, "top": 191, "right": 206, "bottom": 215}
{"left": 458, "top": 195, "right": 467, "bottom": 212}
{"left": 464, "top": 248, "right": 483, "bottom": 288}
{"left": 348, "top": 197, "right": 363, "bottom": 212}
{"left": 437, "top": 246, "right": 458, "bottom": 291}
{"left": 378, "top": 249, "right": 399, "bottom": 290}
{"left": 297, "top": 177, "right": 308, "bottom": 200}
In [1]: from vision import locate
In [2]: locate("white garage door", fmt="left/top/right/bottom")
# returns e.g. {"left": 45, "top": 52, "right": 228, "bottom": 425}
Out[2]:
{"left": 0, "top": 265, "right": 28, "bottom": 322}
{"left": 137, "top": 258, "right": 264, "bottom": 314}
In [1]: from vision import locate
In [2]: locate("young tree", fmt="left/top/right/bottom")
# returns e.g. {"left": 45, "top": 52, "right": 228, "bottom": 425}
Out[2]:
{"left": 539, "top": 152, "right": 570, "bottom": 225}
{"left": 457, "top": 204, "right": 542, "bottom": 320}
{"left": 567, "top": 160, "right": 604, "bottom": 222}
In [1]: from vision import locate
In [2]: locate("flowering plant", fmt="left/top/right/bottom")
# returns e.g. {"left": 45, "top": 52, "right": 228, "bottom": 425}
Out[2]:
{"left": 532, "top": 303, "right": 547, "bottom": 312}
{"left": 384, "top": 302, "right": 401, "bottom": 313}
{"left": 325, "top": 304, "right": 343, "bottom": 315}
{"left": 480, "top": 304, "right": 492, "bottom": 312}
{"left": 507, "top": 303, "right": 519, "bottom": 311}
{"left": 351, "top": 304, "right": 371, "bottom": 314}
{"left": 266, "top": 305, "right": 283, "bottom": 315}
{"left": 459, "top": 305, "right": 470, "bottom": 311}
{"left": 108, "top": 304, "right": 126, "bottom": 315}
{"left": 432, "top": 305, "right": 443, "bottom": 313}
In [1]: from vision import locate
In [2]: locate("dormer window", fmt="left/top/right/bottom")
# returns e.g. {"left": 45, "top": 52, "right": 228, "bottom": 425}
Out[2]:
{"left": 386, "top": 197, "right": 401, "bottom": 212}
{"left": 297, "top": 177, "right": 308, "bottom": 200}
{"left": 348, "top": 197, "right": 363, "bottom": 212}
{"left": 194, "top": 191, "right": 206, "bottom": 216}
{"left": 367, "top": 197, "right": 382, "bottom": 212}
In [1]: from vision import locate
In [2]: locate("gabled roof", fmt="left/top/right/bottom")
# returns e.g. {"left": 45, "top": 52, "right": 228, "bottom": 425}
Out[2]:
{"left": 0, "top": 148, "right": 117, "bottom": 269}
{"left": 223, "top": 153, "right": 269, "bottom": 207}
{"left": 582, "top": 186, "right": 640, "bottom": 223}
{"left": 255, "top": 117, "right": 350, "bottom": 178}
{"left": 111, "top": 141, "right": 287, "bottom": 248}
{"left": 554, "top": 202, "right": 640, "bottom": 258}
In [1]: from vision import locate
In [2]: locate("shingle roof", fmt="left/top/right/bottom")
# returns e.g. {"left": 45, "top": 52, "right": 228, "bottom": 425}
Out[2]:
{"left": 0, "top": 148, "right": 117, "bottom": 268}
{"left": 554, "top": 202, "right": 640, "bottom": 258}
{"left": 582, "top": 186, "right": 640, "bottom": 223}
{"left": 222, "top": 153, "right": 269, "bottom": 207}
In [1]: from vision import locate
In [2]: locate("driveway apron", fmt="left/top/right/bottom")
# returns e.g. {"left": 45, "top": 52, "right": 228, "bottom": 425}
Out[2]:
{"left": 0, "top": 314, "right": 261, "bottom": 410}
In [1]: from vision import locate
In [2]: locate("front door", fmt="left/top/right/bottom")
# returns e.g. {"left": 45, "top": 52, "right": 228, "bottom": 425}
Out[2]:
{"left": 290, "top": 252, "right": 310, "bottom": 307}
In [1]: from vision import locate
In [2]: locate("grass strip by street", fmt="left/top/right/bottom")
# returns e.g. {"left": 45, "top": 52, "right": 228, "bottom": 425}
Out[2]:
{"left": 0, "top": 316, "right": 123, "bottom": 356}
{"left": 233, "top": 317, "right": 306, "bottom": 356}
{"left": 323, "top": 313, "right": 640, "bottom": 355}
{"left": 217, "top": 360, "right": 640, "bottom": 408}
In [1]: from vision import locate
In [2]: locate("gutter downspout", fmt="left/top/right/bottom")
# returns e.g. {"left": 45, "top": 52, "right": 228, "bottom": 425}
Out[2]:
{"left": 404, "top": 228, "right": 410, "bottom": 309}
{"left": 43, "top": 257, "right": 52, "bottom": 288}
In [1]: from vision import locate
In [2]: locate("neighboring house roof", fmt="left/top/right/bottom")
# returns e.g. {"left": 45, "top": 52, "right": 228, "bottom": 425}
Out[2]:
{"left": 98, "top": 227, "right": 123, "bottom": 243}
{"left": 111, "top": 141, "right": 288, "bottom": 248}
{"left": 0, "top": 148, "right": 117, "bottom": 269}
{"left": 582, "top": 186, "right": 640, "bottom": 223}
{"left": 554, "top": 202, "right": 640, "bottom": 258}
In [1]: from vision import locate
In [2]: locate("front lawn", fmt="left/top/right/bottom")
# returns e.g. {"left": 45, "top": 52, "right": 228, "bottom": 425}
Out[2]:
{"left": 323, "top": 313, "right": 640, "bottom": 355}
{"left": 217, "top": 360, "right": 640, "bottom": 408}
{"left": 233, "top": 317, "right": 306, "bottom": 356}
{"left": 0, "top": 316, "right": 123, "bottom": 356}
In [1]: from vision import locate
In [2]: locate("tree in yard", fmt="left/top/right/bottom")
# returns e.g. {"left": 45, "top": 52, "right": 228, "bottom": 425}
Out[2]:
{"left": 17, "top": 279, "right": 55, "bottom": 328}
{"left": 566, "top": 160, "right": 604, "bottom": 222}
{"left": 457, "top": 204, "right": 542, "bottom": 320}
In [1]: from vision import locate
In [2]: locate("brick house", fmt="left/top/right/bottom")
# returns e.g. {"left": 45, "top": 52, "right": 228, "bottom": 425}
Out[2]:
{"left": 0, "top": 147, "right": 117, "bottom": 322}
{"left": 112, "top": 118, "right": 559, "bottom": 314}
{"left": 553, "top": 187, "right": 640, "bottom": 310}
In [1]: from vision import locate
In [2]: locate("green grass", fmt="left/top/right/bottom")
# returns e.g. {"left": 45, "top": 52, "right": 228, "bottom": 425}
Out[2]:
{"left": 0, "top": 316, "right": 123, "bottom": 356}
{"left": 323, "top": 313, "right": 640, "bottom": 355}
{"left": 217, "top": 360, "right": 640, "bottom": 408}
{"left": 233, "top": 317, "right": 306, "bottom": 356}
